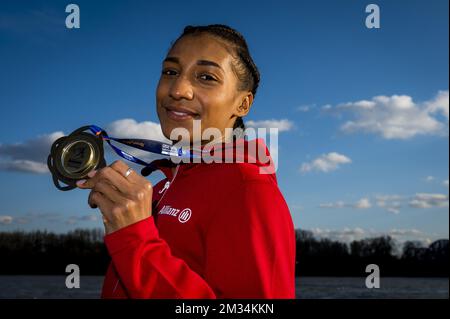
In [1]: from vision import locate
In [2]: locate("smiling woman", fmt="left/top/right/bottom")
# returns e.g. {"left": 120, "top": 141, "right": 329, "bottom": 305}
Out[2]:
{"left": 156, "top": 24, "right": 260, "bottom": 142}
{"left": 87, "top": 24, "right": 296, "bottom": 299}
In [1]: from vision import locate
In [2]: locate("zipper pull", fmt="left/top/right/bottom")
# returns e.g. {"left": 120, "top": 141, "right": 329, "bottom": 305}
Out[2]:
{"left": 158, "top": 181, "right": 170, "bottom": 194}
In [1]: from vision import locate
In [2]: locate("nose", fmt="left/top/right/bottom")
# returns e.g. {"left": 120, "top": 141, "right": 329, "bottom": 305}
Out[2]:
{"left": 169, "top": 75, "right": 194, "bottom": 100}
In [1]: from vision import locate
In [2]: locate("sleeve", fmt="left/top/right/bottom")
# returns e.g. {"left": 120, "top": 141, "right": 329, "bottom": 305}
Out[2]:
{"left": 104, "top": 217, "right": 217, "bottom": 299}
{"left": 104, "top": 180, "right": 296, "bottom": 299}
{"left": 204, "top": 180, "right": 296, "bottom": 298}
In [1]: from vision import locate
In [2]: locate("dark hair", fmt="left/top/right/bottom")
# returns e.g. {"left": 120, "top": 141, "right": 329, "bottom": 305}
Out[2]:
{"left": 172, "top": 24, "right": 260, "bottom": 133}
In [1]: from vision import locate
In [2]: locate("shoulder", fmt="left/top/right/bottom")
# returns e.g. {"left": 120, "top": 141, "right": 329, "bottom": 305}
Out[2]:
{"left": 200, "top": 162, "right": 286, "bottom": 209}
{"left": 190, "top": 162, "right": 281, "bottom": 208}
{"left": 206, "top": 167, "right": 292, "bottom": 229}
{"left": 199, "top": 161, "right": 276, "bottom": 185}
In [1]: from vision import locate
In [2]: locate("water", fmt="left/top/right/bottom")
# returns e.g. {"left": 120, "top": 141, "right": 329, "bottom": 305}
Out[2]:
{"left": 0, "top": 276, "right": 447, "bottom": 299}
{"left": 296, "top": 277, "right": 448, "bottom": 299}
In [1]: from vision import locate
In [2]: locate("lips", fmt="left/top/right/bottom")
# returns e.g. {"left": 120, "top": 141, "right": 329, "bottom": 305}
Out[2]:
{"left": 163, "top": 105, "right": 199, "bottom": 121}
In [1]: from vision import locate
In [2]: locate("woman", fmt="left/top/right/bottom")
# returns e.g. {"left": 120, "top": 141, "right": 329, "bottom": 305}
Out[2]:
{"left": 77, "top": 24, "right": 296, "bottom": 299}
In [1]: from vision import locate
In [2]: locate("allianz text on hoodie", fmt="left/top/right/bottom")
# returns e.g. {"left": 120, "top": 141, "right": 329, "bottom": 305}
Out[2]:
{"left": 101, "top": 138, "right": 296, "bottom": 298}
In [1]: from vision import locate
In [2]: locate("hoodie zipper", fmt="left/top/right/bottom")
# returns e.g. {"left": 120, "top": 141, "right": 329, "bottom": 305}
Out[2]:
{"left": 111, "top": 164, "right": 181, "bottom": 295}
{"left": 155, "top": 164, "right": 180, "bottom": 207}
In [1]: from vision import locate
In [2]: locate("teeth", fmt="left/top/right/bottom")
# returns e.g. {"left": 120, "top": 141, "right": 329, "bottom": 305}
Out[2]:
{"left": 172, "top": 111, "right": 188, "bottom": 116}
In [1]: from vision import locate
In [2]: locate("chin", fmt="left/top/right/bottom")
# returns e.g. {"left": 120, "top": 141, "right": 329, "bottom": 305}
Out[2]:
{"left": 161, "top": 123, "right": 193, "bottom": 141}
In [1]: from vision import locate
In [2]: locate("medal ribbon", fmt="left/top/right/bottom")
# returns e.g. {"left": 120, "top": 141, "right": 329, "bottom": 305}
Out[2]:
{"left": 88, "top": 125, "right": 202, "bottom": 167}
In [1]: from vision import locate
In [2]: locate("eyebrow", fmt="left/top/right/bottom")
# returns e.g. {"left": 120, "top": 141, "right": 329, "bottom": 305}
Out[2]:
{"left": 163, "top": 56, "right": 223, "bottom": 71}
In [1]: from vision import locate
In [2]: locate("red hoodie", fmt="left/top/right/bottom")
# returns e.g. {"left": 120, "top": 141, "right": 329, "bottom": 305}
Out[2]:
{"left": 101, "top": 138, "right": 296, "bottom": 299}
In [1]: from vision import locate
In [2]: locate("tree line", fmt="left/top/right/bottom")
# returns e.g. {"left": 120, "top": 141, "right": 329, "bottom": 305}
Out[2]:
{"left": 295, "top": 230, "right": 448, "bottom": 277}
{"left": 0, "top": 228, "right": 448, "bottom": 276}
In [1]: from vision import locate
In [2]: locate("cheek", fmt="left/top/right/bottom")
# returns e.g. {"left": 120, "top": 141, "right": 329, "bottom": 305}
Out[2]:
{"left": 156, "top": 80, "right": 167, "bottom": 105}
{"left": 155, "top": 82, "right": 171, "bottom": 137}
{"left": 156, "top": 81, "right": 169, "bottom": 117}
{"left": 201, "top": 94, "right": 234, "bottom": 127}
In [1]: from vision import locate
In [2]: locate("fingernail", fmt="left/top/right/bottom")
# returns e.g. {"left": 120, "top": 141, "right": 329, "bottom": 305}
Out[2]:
{"left": 76, "top": 179, "right": 87, "bottom": 187}
{"left": 88, "top": 170, "right": 97, "bottom": 178}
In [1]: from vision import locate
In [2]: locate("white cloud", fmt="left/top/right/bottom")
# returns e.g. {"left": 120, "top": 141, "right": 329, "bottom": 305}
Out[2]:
{"left": 319, "top": 201, "right": 346, "bottom": 209}
{"left": 387, "top": 207, "right": 400, "bottom": 214}
{"left": 295, "top": 104, "right": 315, "bottom": 112}
{"left": 0, "top": 212, "right": 100, "bottom": 226}
{"left": 319, "top": 198, "right": 371, "bottom": 210}
{"left": 330, "top": 91, "right": 449, "bottom": 139}
{"left": 19, "top": 212, "right": 62, "bottom": 224}
{"left": 425, "top": 90, "right": 449, "bottom": 120}
{"left": 308, "top": 227, "right": 434, "bottom": 246}
{"left": 301, "top": 152, "right": 352, "bottom": 173}
{"left": 319, "top": 192, "right": 449, "bottom": 214}
{"left": 0, "top": 159, "right": 49, "bottom": 174}
{"left": 354, "top": 198, "right": 371, "bottom": 209}
{"left": 310, "top": 227, "right": 366, "bottom": 243}
{"left": 106, "top": 118, "right": 168, "bottom": 141}
{"left": 375, "top": 194, "right": 403, "bottom": 203}
{"left": 0, "top": 131, "right": 64, "bottom": 174}
{"left": 377, "top": 193, "right": 450, "bottom": 212}
{"left": 388, "top": 228, "right": 423, "bottom": 237}
{"left": 443, "top": 180, "right": 449, "bottom": 188}
{"left": 104, "top": 118, "right": 170, "bottom": 163}
{"left": 245, "top": 119, "right": 294, "bottom": 132}
{"left": 0, "top": 131, "right": 64, "bottom": 162}
{"left": 66, "top": 214, "right": 99, "bottom": 225}
{"left": 0, "top": 215, "right": 13, "bottom": 225}
{"left": 375, "top": 195, "right": 404, "bottom": 214}
{"left": 0, "top": 119, "right": 167, "bottom": 174}
{"left": 425, "top": 176, "right": 435, "bottom": 182}
{"left": 309, "top": 227, "right": 366, "bottom": 243}
{"left": 409, "top": 193, "right": 449, "bottom": 208}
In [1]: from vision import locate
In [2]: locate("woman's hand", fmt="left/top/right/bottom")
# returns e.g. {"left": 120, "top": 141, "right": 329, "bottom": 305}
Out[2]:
{"left": 76, "top": 160, "right": 153, "bottom": 235}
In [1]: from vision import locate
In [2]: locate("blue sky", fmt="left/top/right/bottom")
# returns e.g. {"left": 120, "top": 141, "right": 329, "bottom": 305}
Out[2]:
{"left": 0, "top": 0, "right": 448, "bottom": 245}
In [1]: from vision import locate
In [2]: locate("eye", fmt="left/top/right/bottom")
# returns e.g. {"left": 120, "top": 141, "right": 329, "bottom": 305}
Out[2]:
{"left": 198, "top": 73, "right": 217, "bottom": 82}
{"left": 161, "top": 69, "right": 177, "bottom": 76}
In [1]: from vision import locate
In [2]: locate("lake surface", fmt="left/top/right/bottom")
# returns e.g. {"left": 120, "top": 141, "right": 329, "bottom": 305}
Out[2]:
{"left": 0, "top": 276, "right": 447, "bottom": 299}
{"left": 296, "top": 277, "right": 448, "bottom": 299}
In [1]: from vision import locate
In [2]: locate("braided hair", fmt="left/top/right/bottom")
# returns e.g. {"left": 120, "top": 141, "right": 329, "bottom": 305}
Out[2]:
{"left": 172, "top": 24, "right": 260, "bottom": 133}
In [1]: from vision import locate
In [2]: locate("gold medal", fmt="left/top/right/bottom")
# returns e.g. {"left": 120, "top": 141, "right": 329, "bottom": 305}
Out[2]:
{"left": 48, "top": 126, "right": 106, "bottom": 191}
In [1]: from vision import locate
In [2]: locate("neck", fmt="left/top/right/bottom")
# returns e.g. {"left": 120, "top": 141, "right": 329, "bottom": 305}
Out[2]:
{"left": 171, "top": 128, "right": 235, "bottom": 149}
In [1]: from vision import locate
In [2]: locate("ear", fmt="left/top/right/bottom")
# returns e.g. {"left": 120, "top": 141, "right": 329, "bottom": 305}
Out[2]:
{"left": 234, "top": 93, "right": 254, "bottom": 117}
